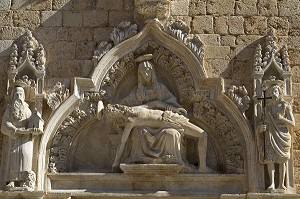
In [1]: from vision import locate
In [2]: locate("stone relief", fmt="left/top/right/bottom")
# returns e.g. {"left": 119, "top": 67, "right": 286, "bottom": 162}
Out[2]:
{"left": 93, "top": 21, "right": 137, "bottom": 66}
{"left": 49, "top": 92, "right": 100, "bottom": 173}
{"left": 1, "top": 87, "right": 43, "bottom": 191}
{"left": 92, "top": 15, "right": 204, "bottom": 71}
{"left": 256, "top": 77, "right": 295, "bottom": 190}
{"left": 166, "top": 20, "right": 204, "bottom": 63}
{"left": 253, "top": 29, "right": 295, "bottom": 192}
{"left": 99, "top": 54, "right": 211, "bottom": 173}
{"left": 253, "top": 29, "right": 290, "bottom": 73}
{"left": 226, "top": 85, "right": 250, "bottom": 117}
{"left": 1, "top": 30, "right": 46, "bottom": 192}
{"left": 92, "top": 41, "right": 113, "bottom": 67}
{"left": 100, "top": 40, "right": 195, "bottom": 104}
{"left": 0, "top": 0, "right": 298, "bottom": 197}
{"left": 110, "top": 21, "right": 138, "bottom": 46}
{"left": 46, "top": 82, "right": 70, "bottom": 111}
{"left": 193, "top": 94, "right": 245, "bottom": 174}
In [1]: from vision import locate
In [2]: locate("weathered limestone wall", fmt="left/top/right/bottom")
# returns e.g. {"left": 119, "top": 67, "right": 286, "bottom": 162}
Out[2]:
{"left": 0, "top": 0, "right": 300, "bottom": 191}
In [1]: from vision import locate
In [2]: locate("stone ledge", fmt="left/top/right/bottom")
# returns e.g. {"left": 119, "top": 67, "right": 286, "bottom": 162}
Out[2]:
{"left": 47, "top": 173, "right": 247, "bottom": 195}
{"left": 2, "top": 191, "right": 300, "bottom": 199}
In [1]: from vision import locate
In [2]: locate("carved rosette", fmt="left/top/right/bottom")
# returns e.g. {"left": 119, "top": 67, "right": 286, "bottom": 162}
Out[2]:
{"left": 48, "top": 92, "right": 101, "bottom": 173}
{"left": 193, "top": 95, "right": 245, "bottom": 174}
{"left": 100, "top": 41, "right": 195, "bottom": 104}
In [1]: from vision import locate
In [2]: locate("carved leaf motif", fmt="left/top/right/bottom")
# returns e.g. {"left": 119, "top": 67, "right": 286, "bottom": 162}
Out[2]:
{"left": 9, "top": 44, "right": 18, "bottom": 71}
{"left": 49, "top": 93, "right": 100, "bottom": 172}
{"left": 188, "top": 36, "right": 204, "bottom": 62}
{"left": 226, "top": 85, "right": 250, "bottom": 117}
{"left": 110, "top": 21, "right": 138, "bottom": 46}
{"left": 166, "top": 20, "right": 190, "bottom": 43}
{"left": 46, "top": 82, "right": 70, "bottom": 110}
{"left": 253, "top": 44, "right": 263, "bottom": 71}
{"left": 193, "top": 99, "right": 244, "bottom": 174}
{"left": 93, "top": 41, "right": 113, "bottom": 66}
{"left": 281, "top": 45, "right": 290, "bottom": 71}
{"left": 36, "top": 44, "right": 46, "bottom": 71}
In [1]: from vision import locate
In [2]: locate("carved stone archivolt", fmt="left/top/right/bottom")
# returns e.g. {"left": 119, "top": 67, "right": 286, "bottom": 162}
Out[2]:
{"left": 193, "top": 94, "right": 245, "bottom": 174}
{"left": 49, "top": 92, "right": 100, "bottom": 173}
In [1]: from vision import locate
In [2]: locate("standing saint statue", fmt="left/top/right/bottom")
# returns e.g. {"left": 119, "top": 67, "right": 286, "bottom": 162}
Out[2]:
{"left": 1, "top": 86, "right": 42, "bottom": 191}
{"left": 109, "top": 54, "right": 211, "bottom": 173}
{"left": 256, "top": 78, "right": 295, "bottom": 190}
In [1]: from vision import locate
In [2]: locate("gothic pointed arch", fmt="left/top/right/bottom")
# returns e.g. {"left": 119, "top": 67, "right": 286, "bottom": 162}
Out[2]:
{"left": 37, "top": 1, "right": 256, "bottom": 194}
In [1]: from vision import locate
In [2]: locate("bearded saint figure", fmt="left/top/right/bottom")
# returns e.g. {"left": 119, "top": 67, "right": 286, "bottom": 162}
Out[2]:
{"left": 1, "top": 86, "right": 39, "bottom": 191}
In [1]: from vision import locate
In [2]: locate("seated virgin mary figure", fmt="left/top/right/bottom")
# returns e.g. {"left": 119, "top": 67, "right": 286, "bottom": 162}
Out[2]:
{"left": 111, "top": 54, "right": 210, "bottom": 173}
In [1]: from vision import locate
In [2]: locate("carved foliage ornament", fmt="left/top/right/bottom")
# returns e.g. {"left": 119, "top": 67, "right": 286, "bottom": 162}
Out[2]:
{"left": 225, "top": 85, "right": 250, "bottom": 117}
{"left": 93, "top": 21, "right": 137, "bottom": 66}
{"left": 8, "top": 30, "right": 46, "bottom": 104}
{"left": 193, "top": 93, "right": 244, "bottom": 174}
{"left": 253, "top": 29, "right": 290, "bottom": 72}
{"left": 49, "top": 92, "right": 101, "bottom": 173}
{"left": 46, "top": 82, "right": 70, "bottom": 111}
{"left": 93, "top": 19, "right": 204, "bottom": 70}
{"left": 9, "top": 30, "right": 46, "bottom": 75}
{"left": 166, "top": 20, "right": 204, "bottom": 63}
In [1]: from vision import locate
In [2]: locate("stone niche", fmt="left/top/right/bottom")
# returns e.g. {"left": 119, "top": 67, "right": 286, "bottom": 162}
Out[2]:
{"left": 0, "top": 0, "right": 297, "bottom": 199}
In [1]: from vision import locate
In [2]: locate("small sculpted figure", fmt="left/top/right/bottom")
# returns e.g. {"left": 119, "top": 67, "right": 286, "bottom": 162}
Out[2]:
{"left": 99, "top": 54, "right": 211, "bottom": 173}
{"left": 1, "top": 87, "right": 42, "bottom": 191}
{"left": 256, "top": 79, "right": 295, "bottom": 190}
